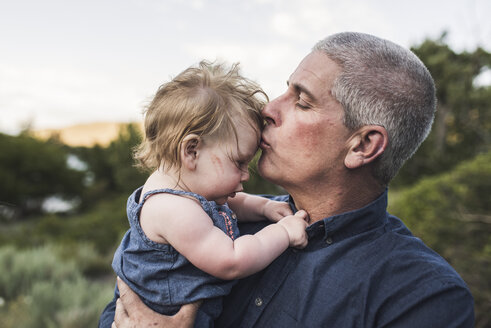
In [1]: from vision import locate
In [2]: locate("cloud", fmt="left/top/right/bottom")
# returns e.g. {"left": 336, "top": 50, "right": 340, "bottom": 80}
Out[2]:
{"left": 1, "top": 0, "right": 490, "bottom": 135}
{"left": 0, "top": 63, "right": 147, "bottom": 133}
{"left": 182, "top": 41, "right": 307, "bottom": 97}
{"left": 268, "top": 0, "right": 390, "bottom": 44}
{"left": 190, "top": 0, "right": 205, "bottom": 10}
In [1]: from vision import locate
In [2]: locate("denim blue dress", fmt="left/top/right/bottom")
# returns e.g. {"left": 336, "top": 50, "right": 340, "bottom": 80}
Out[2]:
{"left": 111, "top": 187, "right": 240, "bottom": 327}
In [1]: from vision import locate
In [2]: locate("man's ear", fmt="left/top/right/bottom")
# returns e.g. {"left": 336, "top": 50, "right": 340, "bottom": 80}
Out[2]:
{"left": 344, "top": 126, "right": 388, "bottom": 169}
{"left": 181, "top": 134, "right": 201, "bottom": 171}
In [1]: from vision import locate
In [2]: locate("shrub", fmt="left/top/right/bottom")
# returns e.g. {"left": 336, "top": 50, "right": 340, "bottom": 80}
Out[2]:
{"left": 389, "top": 151, "right": 491, "bottom": 328}
{"left": 0, "top": 245, "right": 78, "bottom": 301}
{"left": 0, "top": 245, "right": 114, "bottom": 328}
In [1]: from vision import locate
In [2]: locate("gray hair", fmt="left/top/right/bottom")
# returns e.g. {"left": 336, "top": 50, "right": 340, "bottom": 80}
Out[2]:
{"left": 313, "top": 32, "right": 436, "bottom": 185}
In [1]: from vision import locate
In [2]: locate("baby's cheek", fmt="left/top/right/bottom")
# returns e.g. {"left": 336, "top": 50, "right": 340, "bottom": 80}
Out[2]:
{"left": 210, "top": 155, "right": 224, "bottom": 175}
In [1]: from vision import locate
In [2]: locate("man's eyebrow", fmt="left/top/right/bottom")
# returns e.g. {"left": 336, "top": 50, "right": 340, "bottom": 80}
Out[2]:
{"left": 286, "top": 80, "right": 317, "bottom": 102}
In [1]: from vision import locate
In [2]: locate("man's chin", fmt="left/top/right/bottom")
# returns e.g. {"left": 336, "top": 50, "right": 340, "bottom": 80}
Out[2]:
{"left": 257, "top": 155, "right": 272, "bottom": 179}
{"left": 257, "top": 161, "right": 279, "bottom": 186}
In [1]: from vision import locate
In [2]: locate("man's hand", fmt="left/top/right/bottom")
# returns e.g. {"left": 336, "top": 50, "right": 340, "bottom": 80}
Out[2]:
{"left": 113, "top": 277, "right": 201, "bottom": 328}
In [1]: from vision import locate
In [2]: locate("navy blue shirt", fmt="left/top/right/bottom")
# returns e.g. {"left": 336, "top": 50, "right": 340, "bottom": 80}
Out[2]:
{"left": 99, "top": 190, "right": 474, "bottom": 327}
{"left": 216, "top": 190, "right": 474, "bottom": 327}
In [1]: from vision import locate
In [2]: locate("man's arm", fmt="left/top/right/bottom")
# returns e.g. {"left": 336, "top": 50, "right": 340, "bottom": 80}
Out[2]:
{"left": 113, "top": 277, "right": 201, "bottom": 328}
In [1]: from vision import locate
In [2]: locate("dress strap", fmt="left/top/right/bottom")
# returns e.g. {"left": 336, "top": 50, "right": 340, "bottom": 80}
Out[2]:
{"left": 139, "top": 188, "right": 215, "bottom": 214}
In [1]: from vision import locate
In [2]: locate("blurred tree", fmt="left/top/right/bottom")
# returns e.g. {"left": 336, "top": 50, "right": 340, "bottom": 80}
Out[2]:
{"left": 107, "top": 123, "right": 147, "bottom": 193}
{"left": 392, "top": 34, "right": 491, "bottom": 186}
{"left": 0, "top": 133, "right": 85, "bottom": 220}
{"left": 75, "top": 123, "right": 147, "bottom": 205}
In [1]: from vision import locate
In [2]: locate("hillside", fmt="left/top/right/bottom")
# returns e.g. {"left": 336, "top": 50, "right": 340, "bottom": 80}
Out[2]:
{"left": 33, "top": 122, "right": 142, "bottom": 147}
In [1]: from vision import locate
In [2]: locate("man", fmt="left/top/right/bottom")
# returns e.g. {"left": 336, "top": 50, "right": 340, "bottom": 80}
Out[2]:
{"left": 104, "top": 32, "right": 474, "bottom": 327}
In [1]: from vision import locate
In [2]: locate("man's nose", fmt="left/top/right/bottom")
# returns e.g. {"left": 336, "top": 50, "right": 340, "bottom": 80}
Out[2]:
{"left": 262, "top": 97, "right": 281, "bottom": 125}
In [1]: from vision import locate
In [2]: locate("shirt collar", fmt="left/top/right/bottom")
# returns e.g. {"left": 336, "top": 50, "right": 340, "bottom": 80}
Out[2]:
{"left": 289, "top": 189, "right": 389, "bottom": 242}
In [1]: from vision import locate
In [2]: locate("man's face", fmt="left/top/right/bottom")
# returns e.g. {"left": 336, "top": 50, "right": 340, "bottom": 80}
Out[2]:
{"left": 258, "top": 51, "right": 352, "bottom": 191}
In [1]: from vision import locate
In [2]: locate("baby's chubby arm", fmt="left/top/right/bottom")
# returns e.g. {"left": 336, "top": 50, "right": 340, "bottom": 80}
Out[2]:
{"left": 140, "top": 193, "right": 308, "bottom": 281}
{"left": 227, "top": 192, "right": 296, "bottom": 222}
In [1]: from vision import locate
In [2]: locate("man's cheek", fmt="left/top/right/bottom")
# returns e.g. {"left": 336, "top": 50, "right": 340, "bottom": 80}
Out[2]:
{"left": 289, "top": 126, "right": 321, "bottom": 153}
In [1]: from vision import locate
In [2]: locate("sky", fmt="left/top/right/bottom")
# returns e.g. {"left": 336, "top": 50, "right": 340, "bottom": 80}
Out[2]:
{"left": 1, "top": 0, "right": 490, "bottom": 135}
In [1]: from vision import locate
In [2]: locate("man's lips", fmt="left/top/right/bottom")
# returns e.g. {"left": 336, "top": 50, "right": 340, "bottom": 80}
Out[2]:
{"left": 260, "top": 137, "right": 271, "bottom": 149}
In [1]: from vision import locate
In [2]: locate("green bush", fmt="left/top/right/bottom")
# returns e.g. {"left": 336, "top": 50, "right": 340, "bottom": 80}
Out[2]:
{"left": 0, "top": 245, "right": 114, "bottom": 328}
{"left": 31, "top": 194, "right": 128, "bottom": 254}
{"left": 0, "top": 245, "right": 78, "bottom": 301}
{"left": 1, "top": 195, "right": 129, "bottom": 256}
{"left": 389, "top": 151, "right": 491, "bottom": 328}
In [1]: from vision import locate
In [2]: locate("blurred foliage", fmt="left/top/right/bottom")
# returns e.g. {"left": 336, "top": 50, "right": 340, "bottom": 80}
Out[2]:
{"left": 0, "top": 133, "right": 85, "bottom": 219}
{"left": 389, "top": 151, "right": 491, "bottom": 328}
{"left": 0, "top": 195, "right": 128, "bottom": 257}
{"left": 0, "top": 245, "right": 114, "bottom": 328}
{"left": 73, "top": 123, "right": 147, "bottom": 208}
{"left": 243, "top": 151, "right": 284, "bottom": 195}
{"left": 392, "top": 35, "right": 491, "bottom": 186}
{"left": 0, "top": 35, "right": 490, "bottom": 326}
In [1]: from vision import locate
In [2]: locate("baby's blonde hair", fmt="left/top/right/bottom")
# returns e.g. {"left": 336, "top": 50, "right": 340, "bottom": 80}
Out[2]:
{"left": 135, "top": 60, "right": 267, "bottom": 171}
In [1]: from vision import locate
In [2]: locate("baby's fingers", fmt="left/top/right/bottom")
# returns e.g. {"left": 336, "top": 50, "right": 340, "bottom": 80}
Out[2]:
{"left": 294, "top": 210, "right": 310, "bottom": 223}
{"left": 293, "top": 232, "right": 308, "bottom": 249}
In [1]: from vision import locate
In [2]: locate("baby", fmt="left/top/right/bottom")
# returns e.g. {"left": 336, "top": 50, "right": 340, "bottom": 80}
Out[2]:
{"left": 99, "top": 61, "right": 308, "bottom": 327}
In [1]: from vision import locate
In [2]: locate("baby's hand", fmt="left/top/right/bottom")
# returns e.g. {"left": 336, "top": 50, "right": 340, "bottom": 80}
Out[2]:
{"left": 263, "top": 200, "right": 294, "bottom": 222}
{"left": 277, "top": 210, "right": 309, "bottom": 249}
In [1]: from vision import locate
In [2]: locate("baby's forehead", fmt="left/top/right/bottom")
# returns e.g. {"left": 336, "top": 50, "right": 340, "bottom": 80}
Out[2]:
{"left": 238, "top": 141, "right": 259, "bottom": 158}
{"left": 221, "top": 128, "right": 259, "bottom": 157}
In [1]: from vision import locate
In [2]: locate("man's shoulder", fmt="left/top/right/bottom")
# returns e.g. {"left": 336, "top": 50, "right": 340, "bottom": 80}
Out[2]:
{"left": 378, "top": 214, "right": 466, "bottom": 283}
{"left": 369, "top": 215, "right": 473, "bottom": 323}
{"left": 373, "top": 250, "right": 474, "bottom": 326}
{"left": 337, "top": 213, "right": 473, "bottom": 326}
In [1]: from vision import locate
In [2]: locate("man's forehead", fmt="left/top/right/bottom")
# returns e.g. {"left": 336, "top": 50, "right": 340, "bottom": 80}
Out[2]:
{"left": 289, "top": 52, "right": 340, "bottom": 97}
{"left": 293, "top": 52, "right": 338, "bottom": 79}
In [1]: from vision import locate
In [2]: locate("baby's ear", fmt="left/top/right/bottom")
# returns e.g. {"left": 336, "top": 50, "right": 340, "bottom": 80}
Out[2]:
{"left": 344, "top": 125, "right": 388, "bottom": 169}
{"left": 181, "top": 134, "right": 201, "bottom": 170}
